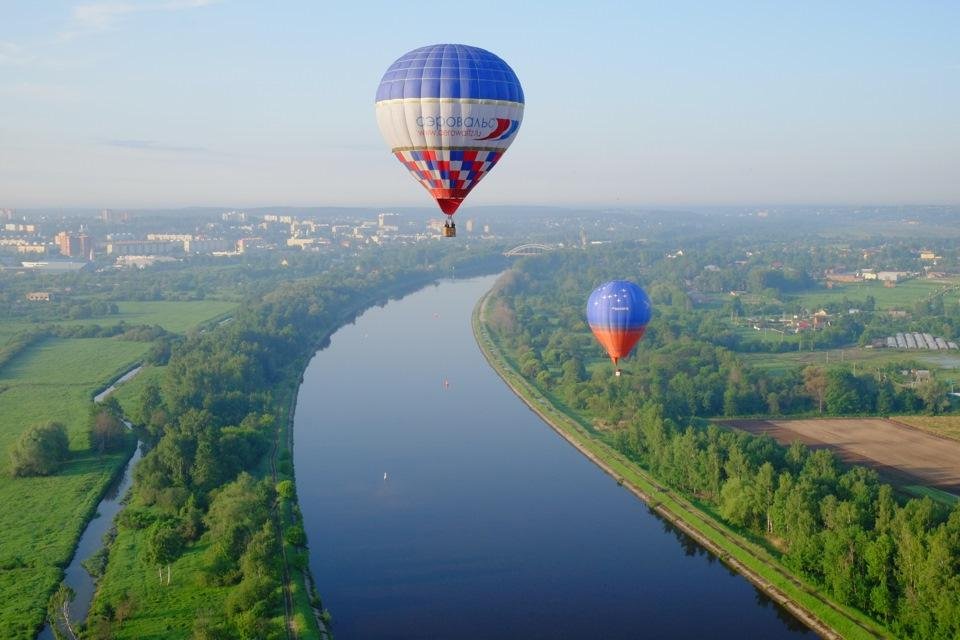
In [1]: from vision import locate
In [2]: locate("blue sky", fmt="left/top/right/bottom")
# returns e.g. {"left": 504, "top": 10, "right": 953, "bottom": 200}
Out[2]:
{"left": 1, "top": 1, "right": 958, "bottom": 208}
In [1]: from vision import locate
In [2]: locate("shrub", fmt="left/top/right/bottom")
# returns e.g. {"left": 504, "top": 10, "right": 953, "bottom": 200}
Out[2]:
{"left": 9, "top": 422, "right": 70, "bottom": 477}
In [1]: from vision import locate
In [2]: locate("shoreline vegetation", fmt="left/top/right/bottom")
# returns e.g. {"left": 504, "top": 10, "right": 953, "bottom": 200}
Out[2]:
{"left": 472, "top": 288, "right": 892, "bottom": 640}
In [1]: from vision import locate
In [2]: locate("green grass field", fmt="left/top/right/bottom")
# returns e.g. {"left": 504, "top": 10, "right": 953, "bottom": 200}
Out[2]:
{"left": 93, "top": 531, "right": 232, "bottom": 639}
{"left": 111, "top": 300, "right": 237, "bottom": 333}
{"left": 0, "top": 299, "right": 236, "bottom": 339}
{"left": 787, "top": 277, "right": 960, "bottom": 311}
{"left": 0, "top": 337, "right": 150, "bottom": 639}
{"left": 892, "top": 415, "right": 960, "bottom": 442}
{"left": 110, "top": 365, "right": 165, "bottom": 420}
{"left": 742, "top": 345, "right": 960, "bottom": 378}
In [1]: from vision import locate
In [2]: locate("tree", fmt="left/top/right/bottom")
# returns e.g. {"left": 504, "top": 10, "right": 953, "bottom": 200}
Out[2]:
{"left": 89, "top": 406, "right": 128, "bottom": 454}
{"left": 916, "top": 378, "right": 949, "bottom": 414}
{"left": 9, "top": 422, "right": 70, "bottom": 477}
{"left": 275, "top": 480, "right": 295, "bottom": 500}
{"left": 824, "top": 369, "right": 861, "bottom": 415}
{"left": 144, "top": 521, "right": 183, "bottom": 585}
{"left": 803, "top": 366, "right": 827, "bottom": 414}
{"left": 113, "top": 591, "right": 136, "bottom": 627}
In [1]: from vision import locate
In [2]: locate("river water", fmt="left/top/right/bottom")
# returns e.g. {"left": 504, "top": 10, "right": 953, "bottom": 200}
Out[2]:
{"left": 293, "top": 275, "right": 813, "bottom": 639}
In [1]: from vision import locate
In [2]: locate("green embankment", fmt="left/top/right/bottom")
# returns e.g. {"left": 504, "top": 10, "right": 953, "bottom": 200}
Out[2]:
{"left": 0, "top": 300, "right": 238, "bottom": 639}
{"left": 473, "top": 291, "right": 893, "bottom": 640}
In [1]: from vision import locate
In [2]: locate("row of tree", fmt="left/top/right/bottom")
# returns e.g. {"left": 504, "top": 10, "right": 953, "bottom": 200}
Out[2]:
{"left": 610, "top": 403, "right": 960, "bottom": 638}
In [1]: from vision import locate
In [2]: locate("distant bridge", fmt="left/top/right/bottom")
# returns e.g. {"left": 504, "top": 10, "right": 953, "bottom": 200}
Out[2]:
{"left": 503, "top": 243, "right": 556, "bottom": 257}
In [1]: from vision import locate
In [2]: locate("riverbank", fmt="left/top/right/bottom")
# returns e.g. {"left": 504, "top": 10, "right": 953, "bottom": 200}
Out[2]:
{"left": 472, "top": 288, "right": 893, "bottom": 640}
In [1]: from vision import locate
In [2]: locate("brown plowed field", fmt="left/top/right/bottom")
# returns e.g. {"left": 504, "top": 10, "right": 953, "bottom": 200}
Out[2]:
{"left": 723, "top": 418, "right": 960, "bottom": 493}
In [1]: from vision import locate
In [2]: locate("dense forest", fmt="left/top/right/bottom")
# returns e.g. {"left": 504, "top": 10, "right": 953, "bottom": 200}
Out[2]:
{"left": 486, "top": 246, "right": 960, "bottom": 639}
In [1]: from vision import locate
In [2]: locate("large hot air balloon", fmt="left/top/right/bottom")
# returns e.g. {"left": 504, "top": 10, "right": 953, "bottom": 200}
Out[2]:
{"left": 375, "top": 44, "right": 524, "bottom": 237}
{"left": 586, "top": 280, "right": 653, "bottom": 376}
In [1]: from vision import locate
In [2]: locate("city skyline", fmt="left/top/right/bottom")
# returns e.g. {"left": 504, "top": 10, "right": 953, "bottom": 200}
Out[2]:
{"left": 2, "top": 1, "right": 959, "bottom": 208}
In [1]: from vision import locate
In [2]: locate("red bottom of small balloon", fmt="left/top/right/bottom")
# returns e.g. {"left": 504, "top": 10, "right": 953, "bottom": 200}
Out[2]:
{"left": 432, "top": 188, "right": 471, "bottom": 215}
{"left": 435, "top": 198, "right": 462, "bottom": 215}
{"left": 589, "top": 326, "right": 647, "bottom": 366}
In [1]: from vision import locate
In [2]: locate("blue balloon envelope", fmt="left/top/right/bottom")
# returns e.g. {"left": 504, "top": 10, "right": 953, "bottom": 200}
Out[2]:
{"left": 586, "top": 280, "right": 652, "bottom": 371}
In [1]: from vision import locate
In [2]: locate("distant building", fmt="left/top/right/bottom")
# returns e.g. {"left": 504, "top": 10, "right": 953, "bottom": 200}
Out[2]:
{"left": 826, "top": 272, "right": 861, "bottom": 283}
{"left": 20, "top": 260, "right": 89, "bottom": 272}
{"left": 147, "top": 233, "right": 194, "bottom": 242}
{"left": 378, "top": 213, "right": 400, "bottom": 231}
{"left": 3, "top": 223, "right": 36, "bottom": 233}
{"left": 115, "top": 255, "right": 178, "bottom": 269}
{"left": 25, "top": 291, "right": 57, "bottom": 302}
{"left": 877, "top": 271, "right": 907, "bottom": 282}
{"left": 100, "top": 209, "right": 129, "bottom": 223}
{"left": 920, "top": 250, "right": 940, "bottom": 260}
{"left": 17, "top": 243, "right": 46, "bottom": 255}
{"left": 287, "top": 237, "right": 322, "bottom": 249}
{"left": 236, "top": 237, "right": 265, "bottom": 253}
{"left": 221, "top": 210, "right": 247, "bottom": 222}
{"left": 105, "top": 240, "right": 180, "bottom": 256}
{"left": 55, "top": 231, "right": 93, "bottom": 259}
{"left": 184, "top": 238, "right": 231, "bottom": 254}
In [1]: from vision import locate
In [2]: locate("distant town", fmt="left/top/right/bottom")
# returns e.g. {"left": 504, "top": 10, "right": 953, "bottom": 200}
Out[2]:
{"left": 0, "top": 207, "right": 500, "bottom": 274}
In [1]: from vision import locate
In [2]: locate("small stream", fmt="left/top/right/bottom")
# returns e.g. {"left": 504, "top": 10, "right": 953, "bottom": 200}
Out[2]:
{"left": 37, "top": 366, "right": 144, "bottom": 639}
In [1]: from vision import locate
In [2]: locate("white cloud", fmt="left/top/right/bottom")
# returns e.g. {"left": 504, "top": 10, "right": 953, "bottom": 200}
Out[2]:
{"left": 63, "top": 0, "right": 219, "bottom": 37}
{"left": 0, "top": 42, "right": 35, "bottom": 66}
{"left": 103, "top": 138, "right": 209, "bottom": 153}
{"left": 0, "top": 83, "right": 83, "bottom": 101}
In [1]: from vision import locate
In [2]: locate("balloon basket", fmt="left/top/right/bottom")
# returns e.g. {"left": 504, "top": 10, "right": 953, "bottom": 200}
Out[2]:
{"left": 442, "top": 223, "right": 456, "bottom": 238}
{"left": 614, "top": 369, "right": 622, "bottom": 377}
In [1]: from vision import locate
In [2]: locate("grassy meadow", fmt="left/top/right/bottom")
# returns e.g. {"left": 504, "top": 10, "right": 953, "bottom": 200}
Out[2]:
{"left": 787, "top": 276, "right": 960, "bottom": 311}
{"left": 742, "top": 345, "right": 960, "bottom": 378}
{"left": 892, "top": 415, "right": 960, "bottom": 442}
{"left": 0, "top": 300, "right": 236, "bottom": 638}
{"left": 0, "top": 299, "right": 237, "bottom": 339}
{"left": 0, "top": 338, "right": 148, "bottom": 638}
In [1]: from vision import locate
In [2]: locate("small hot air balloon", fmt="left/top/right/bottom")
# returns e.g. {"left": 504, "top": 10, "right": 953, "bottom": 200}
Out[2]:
{"left": 586, "top": 280, "right": 652, "bottom": 376}
{"left": 375, "top": 44, "right": 524, "bottom": 237}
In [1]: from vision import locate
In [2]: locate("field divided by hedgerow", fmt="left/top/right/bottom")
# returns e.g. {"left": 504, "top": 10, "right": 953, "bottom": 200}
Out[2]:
{"left": 0, "top": 338, "right": 150, "bottom": 638}
{"left": 0, "top": 299, "right": 234, "bottom": 638}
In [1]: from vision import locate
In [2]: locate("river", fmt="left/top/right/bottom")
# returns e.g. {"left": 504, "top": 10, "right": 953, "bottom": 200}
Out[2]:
{"left": 293, "top": 274, "right": 813, "bottom": 639}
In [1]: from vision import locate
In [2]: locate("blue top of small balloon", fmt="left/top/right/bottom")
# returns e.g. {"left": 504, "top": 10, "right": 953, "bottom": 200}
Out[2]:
{"left": 586, "top": 280, "right": 653, "bottom": 330}
{"left": 376, "top": 44, "right": 524, "bottom": 103}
